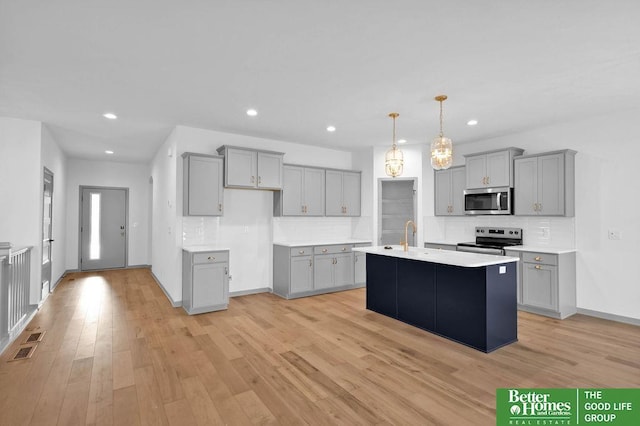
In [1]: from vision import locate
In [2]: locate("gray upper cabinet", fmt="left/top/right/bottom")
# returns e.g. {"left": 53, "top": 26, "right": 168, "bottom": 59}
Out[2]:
{"left": 514, "top": 150, "right": 576, "bottom": 216}
{"left": 465, "top": 147, "right": 524, "bottom": 189}
{"left": 275, "top": 165, "right": 325, "bottom": 216}
{"left": 434, "top": 166, "right": 465, "bottom": 216}
{"left": 216, "top": 145, "right": 284, "bottom": 190}
{"left": 326, "top": 170, "right": 361, "bottom": 216}
{"left": 182, "top": 153, "right": 224, "bottom": 216}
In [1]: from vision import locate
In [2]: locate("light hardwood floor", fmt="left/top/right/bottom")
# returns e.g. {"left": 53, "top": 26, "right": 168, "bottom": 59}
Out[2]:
{"left": 0, "top": 268, "right": 638, "bottom": 425}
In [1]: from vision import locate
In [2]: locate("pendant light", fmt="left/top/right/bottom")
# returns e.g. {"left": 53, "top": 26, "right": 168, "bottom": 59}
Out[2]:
{"left": 385, "top": 112, "right": 404, "bottom": 177}
{"left": 431, "top": 95, "right": 453, "bottom": 170}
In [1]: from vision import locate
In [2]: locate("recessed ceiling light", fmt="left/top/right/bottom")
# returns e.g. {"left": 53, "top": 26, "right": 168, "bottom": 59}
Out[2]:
{"left": 398, "top": 139, "right": 407, "bottom": 144}
{"left": 467, "top": 119, "right": 478, "bottom": 126}
{"left": 246, "top": 109, "right": 258, "bottom": 117}
{"left": 105, "top": 150, "right": 114, "bottom": 154}
{"left": 103, "top": 113, "right": 117, "bottom": 120}
{"left": 326, "top": 125, "right": 336, "bottom": 132}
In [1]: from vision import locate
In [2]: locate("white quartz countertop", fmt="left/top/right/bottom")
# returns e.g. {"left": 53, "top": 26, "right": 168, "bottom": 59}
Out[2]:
{"left": 353, "top": 245, "right": 519, "bottom": 268}
{"left": 504, "top": 246, "right": 577, "bottom": 254}
{"left": 424, "top": 240, "right": 460, "bottom": 246}
{"left": 274, "top": 239, "right": 371, "bottom": 247}
{"left": 182, "top": 245, "right": 230, "bottom": 253}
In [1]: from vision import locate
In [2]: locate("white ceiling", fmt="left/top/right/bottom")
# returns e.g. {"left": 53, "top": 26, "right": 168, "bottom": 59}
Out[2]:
{"left": 1, "top": 1, "right": 639, "bottom": 163}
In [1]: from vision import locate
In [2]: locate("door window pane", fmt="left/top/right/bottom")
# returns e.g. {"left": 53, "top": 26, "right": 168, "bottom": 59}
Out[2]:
{"left": 90, "top": 193, "right": 101, "bottom": 259}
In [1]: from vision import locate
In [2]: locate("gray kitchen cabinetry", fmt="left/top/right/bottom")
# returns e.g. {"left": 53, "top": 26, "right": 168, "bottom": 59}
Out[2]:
{"left": 216, "top": 145, "right": 284, "bottom": 190}
{"left": 504, "top": 249, "right": 523, "bottom": 304}
{"left": 274, "top": 165, "right": 325, "bottom": 216}
{"left": 434, "top": 166, "right": 466, "bottom": 216}
{"left": 465, "top": 147, "right": 524, "bottom": 189}
{"left": 507, "top": 249, "right": 576, "bottom": 319}
{"left": 313, "top": 246, "right": 354, "bottom": 290}
{"left": 182, "top": 153, "right": 224, "bottom": 216}
{"left": 182, "top": 249, "right": 229, "bottom": 315}
{"left": 273, "top": 242, "right": 369, "bottom": 299}
{"left": 325, "top": 170, "right": 361, "bottom": 216}
{"left": 514, "top": 150, "right": 576, "bottom": 216}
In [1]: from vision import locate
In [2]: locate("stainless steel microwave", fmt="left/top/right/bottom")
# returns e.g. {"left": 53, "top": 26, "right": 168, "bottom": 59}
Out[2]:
{"left": 464, "top": 187, "right": 512, "bottom": 215}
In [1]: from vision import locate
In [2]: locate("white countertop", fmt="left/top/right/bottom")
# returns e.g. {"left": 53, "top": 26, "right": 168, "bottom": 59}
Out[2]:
{"left": 274, "top": 239, "right": 371, "bottom": 247}
{"left": 354, "top": 245, "right": 519, "bottom": 268}
{"left": 504, "top": 246, "right": 577, "bottom": 254}
{"left": 182, "top": 245, "right": 230, "bottom": 253}
{"left": 424, "top": 240, "right": 460, "bottom": 246}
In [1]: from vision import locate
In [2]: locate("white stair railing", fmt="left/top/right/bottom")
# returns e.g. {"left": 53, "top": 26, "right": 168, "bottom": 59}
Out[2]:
{"left": 1, "top": 246, "right": 32, "bottom": 342}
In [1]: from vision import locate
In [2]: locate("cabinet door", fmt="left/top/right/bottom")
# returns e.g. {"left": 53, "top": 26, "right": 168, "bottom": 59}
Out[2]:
{"left": 522, "top": 263, "right": 558, "bottom": 311}
{"left": 514, "top": 157, "right": 538, "bottom": 215}
{"left": 397, "top": 258, "right": 436, "bottom": 331}
{"left": 257, "top": 152, "right": 283, "bottom": 189}
{"left": 342, "top": 172, "right": 361, "bottom": 216}
{"left": 354, "top": 252, "right": 366, "bottom": 284}
{"left": 325, "top": 170, "right": 344, "bottom": 216}
{"left": 192, "top": 262, "right": 227, "bottom": 309}
{"left": 290, "top": 255, "right": 313, "bottom": 293}
{"left": 465, "top": 155, "right": 487, "bottom": 189}
{"left": 303, "top": 168, "right": 325, "bottom": 216}
{"left": 450, "top": 166, "right": 466, "bottom": 215}
{"left": 538, "top": 153, "right": 564, "bottom": 216}
{"left": 313, "top": 255, "right": 334, "bottom": 289}
{"left": 185, "top": 155, "right": 223, "bottom": 216}
{"left": 366, "top": 254, "right": 397, "bottom": 318}
{"left": 333, "top": 253, "right": 354, "bottom": 287}
{"left": 226, "top": 149, "right": 257, "bottom": 187}
{"left": 282, "top": 166, "right": 304, "bottom": 216}
{"left": 434, "top": 169, "right": 451, "bottom": 216}
{"left": 486, "top": 150, "right": 511, "bottom": 187}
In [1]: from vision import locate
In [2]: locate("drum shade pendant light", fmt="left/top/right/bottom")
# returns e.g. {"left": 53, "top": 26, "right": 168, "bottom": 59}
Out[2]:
{"left": 385, "top": 112, "right": 404, "bottom": 177}
{"left": 431, "top": 95, "right": 453, "bottom": 170}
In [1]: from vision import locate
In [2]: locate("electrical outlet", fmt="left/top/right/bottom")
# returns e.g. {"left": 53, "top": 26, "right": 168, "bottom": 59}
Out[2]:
{"left": 608, "top": 229, "right": 621, "bottom": 240}
{"left": 541, "top": 227, "right": 550, "bottom": 239}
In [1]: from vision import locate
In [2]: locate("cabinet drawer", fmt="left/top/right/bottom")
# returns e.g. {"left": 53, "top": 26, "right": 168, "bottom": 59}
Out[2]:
{"left": 314, "top": 244, "right": 353, "bottom": 255}
{"left": 290, "top": 247, "right": 313, "bottom": 257}
{"left": 192, "top": 251, "right": 229, "bottom": 264}
{"left": 522, "top": 252, "right": 558, "bottom": 266}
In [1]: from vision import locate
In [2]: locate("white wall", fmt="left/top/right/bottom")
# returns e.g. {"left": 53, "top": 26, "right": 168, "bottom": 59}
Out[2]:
{"left": 427, "top": 108, "right": 640, "bottom": 320}
{"left": 150, "top": 125, "right": 357, "bottom": 302}
{"left": 0, "top": 117, "right": 43, "bottom": 304}
{"left": 41, "top": 124, "right": 67, "bottom": 290}
{"left": 65, "top": 158, "right": 151, "bottom": 270}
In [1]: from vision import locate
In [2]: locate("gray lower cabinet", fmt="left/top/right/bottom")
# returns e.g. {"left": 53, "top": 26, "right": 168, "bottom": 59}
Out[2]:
{"left": 273, "top": 242, "right": 368, "bottom": 299}
{"left": 506, "top": 249, "right": 576, "bottom": 319}
{"left": 182, "top": 250, "right": 229, "bottom": 314}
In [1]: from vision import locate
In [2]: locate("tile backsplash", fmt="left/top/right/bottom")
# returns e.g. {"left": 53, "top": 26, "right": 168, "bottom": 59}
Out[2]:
{"left": 424, "top": 215, "right": 575, "bottom": 247}
{"left": 273, "top": 216, "right": 354, "bottom": 242}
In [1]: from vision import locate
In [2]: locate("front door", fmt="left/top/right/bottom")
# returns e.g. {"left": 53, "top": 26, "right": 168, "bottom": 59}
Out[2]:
{"left": 80, "top": 187, "right": 127, "bottom": 270}
{"left": 41, "top": 168, "right": 54, "bottom": 299}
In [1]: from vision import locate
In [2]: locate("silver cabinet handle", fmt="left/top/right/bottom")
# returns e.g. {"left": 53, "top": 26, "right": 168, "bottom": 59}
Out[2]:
{"left": 534, "top": 256, "right": 542, "bottom": 261}
{"left": 219, "top": 203, "right": 223, "bottom": 212}
{"left": 208, "top": 256, "right": 215, "bottom": 260}
{"left": 299, "top": 250, "right": 305, "bottom": 254}
{"left": 309, "top": 260, "right": 312, "bottom": 267}
{"left": 251, "top": 176, "right": 255, "bottom": 183}
{"left": 534, "top": 265, "right": 541, "bottom": 270}
{"left": 322, "top": 248, "right": 328, "bottom": 253}
{"left": 301, "top": 205, "right": 305, "bottom": 213}
{"left": 224, "top": 266, "right": 228, "bottom": 274}
{"left": 341, "top": 247, "right": 347, "bottom": 251}
{"left": 258, "top": 176, "right": 262, "bottom": 185}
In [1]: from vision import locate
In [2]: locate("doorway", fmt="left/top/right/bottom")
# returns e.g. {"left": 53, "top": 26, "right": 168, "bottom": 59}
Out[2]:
{"left": 42, "top": 168, "right": 54, "bottom": 300}
{"left": 79, "top": 186, "right": 128, "bottom": 270}
{"left": 378, "top": 178, "right": 417, "bottom": 246}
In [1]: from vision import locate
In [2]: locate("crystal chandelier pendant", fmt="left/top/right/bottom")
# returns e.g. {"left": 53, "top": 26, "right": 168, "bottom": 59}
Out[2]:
{"left": 431, "top": 95, "right": 453, "bottom": 170}
{"left": 385, "top": 112, "right": 403, "bottom": 177}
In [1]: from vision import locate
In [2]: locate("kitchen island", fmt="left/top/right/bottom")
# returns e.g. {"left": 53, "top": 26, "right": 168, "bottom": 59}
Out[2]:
{"left": 353, "top": 246, "right": 519, "bottom": 353}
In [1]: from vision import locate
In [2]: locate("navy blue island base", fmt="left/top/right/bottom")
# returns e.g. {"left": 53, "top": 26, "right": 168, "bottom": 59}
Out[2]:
{"left": 365, "top": 253, "right": 518, "bottom": 353}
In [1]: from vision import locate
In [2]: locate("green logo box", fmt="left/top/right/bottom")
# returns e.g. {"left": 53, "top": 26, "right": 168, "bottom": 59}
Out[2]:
{"left": 497, "top": 388, "right": 640, "bottom": 425}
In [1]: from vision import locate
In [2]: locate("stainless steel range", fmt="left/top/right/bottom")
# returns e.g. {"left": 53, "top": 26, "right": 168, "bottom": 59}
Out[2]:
{"left": 456, "top": 227, "right": 523, "bottom": 255}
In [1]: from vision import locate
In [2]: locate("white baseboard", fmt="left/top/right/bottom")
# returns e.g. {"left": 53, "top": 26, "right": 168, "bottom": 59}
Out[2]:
{"left": 577, "top": 308, "right": 640, "bottom": 327}
{"left": 229, "top": 287, "right": 272, "bottom": 298}
{"left": 149, "top": 271, "right": 181, "bottom": 308}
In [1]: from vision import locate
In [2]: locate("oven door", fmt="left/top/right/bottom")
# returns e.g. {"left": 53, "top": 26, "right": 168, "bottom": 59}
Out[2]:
{"left": 464, "top": 187, "right": 512, "bottom": 215}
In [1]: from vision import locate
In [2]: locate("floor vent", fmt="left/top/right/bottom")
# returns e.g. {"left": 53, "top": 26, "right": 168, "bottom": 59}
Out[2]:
{"left": 24, "top": 331, "right": 46, "bottom": 344}
{"left": 9, "top": 345, "right": 37, "bottom": 362}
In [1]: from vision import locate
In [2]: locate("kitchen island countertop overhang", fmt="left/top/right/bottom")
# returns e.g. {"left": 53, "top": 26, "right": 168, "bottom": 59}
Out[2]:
{"left": 353, "top": 245, "right": 519, "bottom": 267}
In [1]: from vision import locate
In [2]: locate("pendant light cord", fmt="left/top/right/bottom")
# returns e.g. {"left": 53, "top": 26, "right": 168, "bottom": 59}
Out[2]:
{"left": 439, "top": 100, "right": 444, "bottom": 138}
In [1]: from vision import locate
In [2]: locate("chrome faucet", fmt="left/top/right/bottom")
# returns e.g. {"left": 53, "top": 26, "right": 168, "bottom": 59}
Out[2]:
{"left": 401, "top": 220, "right": 417, "bottom": 252}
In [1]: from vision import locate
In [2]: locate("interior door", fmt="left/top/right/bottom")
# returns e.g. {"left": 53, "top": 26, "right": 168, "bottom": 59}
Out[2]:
{"left": 379, "top": 179, "right": 416, "bottom": 246}
{"left": 80, "top": 187, "right": 127, "bottom": 270}
{"left": 41, "top": 168, "right": 54, "bottom": 299}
